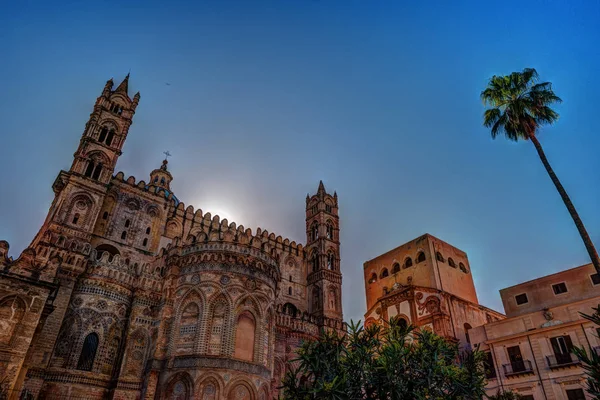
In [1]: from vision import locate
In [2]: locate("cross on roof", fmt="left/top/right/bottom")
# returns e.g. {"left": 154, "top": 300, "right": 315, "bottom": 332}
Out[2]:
{"left": 163, "top": 151, "right": 171, "bottom": 160}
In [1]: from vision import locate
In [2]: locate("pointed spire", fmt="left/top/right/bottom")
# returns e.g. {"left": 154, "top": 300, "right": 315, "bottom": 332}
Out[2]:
{"left": 114, "top": 73, "right": 130, "bottom": 95}
{"left": 317, "top": 180, "right": 326, "bottom": 194}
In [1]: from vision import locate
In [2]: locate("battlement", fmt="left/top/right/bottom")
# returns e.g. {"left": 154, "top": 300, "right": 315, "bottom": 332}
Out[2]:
{"left": 86, "top": 249, "right": 163, "bottom": 293}
{"left": 112, "top": 171, "right": 306, "bottom": 258}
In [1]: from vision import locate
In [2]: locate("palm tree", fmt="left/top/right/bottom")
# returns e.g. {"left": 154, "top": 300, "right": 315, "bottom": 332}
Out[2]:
{"left": 481, "top": 68, "right": 600, "bottom": 274}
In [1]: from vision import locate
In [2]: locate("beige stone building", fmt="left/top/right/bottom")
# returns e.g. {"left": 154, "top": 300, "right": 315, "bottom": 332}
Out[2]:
{"left": 363, "top": 234, "right": 504, "bottom": 345}
{"left": 471, "top": 263, "right": 600, "bottom": 400}
{"left": 0, "top": 75, "right": 344, "bottom": 400}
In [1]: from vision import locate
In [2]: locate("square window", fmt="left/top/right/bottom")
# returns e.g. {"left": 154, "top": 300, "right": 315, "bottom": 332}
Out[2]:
{"left": 591, "top": 273, "right": 600, "bottom": 285}
{"left": 566, "top": 388, "right": 586, "bottom": 400}
{"left": 515, "top": 293, "right": 528, "bottom": 305}
{"left": 552, "top": 282, "right": 568, "bottom": 295}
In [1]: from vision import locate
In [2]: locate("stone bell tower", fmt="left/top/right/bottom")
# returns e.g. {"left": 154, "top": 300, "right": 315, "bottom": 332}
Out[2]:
{"left": 305, "top": 181, "right": 343, "bottom": 320}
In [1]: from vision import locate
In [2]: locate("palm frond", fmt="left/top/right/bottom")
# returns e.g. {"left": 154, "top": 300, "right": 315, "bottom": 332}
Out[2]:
{"left": 481, "top": 68, "right": 559, "bottom": 141}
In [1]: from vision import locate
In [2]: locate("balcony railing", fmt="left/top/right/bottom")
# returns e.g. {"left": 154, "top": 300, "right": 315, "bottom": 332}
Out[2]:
{"left": 546, "top": 353, "right": 581, "bottom": 369}
{"left": 502, "top": 360, "right": 534, "bottom": 376}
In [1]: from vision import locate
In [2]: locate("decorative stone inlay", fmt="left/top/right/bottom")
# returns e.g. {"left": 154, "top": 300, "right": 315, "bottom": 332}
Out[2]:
{"left": 220, "top": 275, "right": 230, "bottom": 285}
{"left": 172, "top": 356, "right": 270, "bottom": 379}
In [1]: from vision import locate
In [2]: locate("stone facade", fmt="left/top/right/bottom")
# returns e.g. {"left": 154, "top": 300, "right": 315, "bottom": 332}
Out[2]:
{"left": 0, "top": 75, "right": 344, "bottom": 400}
{"left": 363, "top": 234, "right": 504, "bottom": 346}
{"left": 471, "top": 263, "right": 600, "bottom": 400}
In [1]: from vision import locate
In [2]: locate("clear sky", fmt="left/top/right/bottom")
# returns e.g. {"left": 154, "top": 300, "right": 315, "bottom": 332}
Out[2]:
{"left": 1, "top": 0, "right": 599, "bottom": 322}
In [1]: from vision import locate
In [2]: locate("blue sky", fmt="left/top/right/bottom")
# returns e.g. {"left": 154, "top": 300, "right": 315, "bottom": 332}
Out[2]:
{"left": 1, "top": 0, "right": 599, "bottom": 322}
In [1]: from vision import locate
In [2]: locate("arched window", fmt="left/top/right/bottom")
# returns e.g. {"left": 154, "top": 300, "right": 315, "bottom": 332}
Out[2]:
{"left": 312, "top": 287, "right": 321, "bottom": 312}
{"left": 161, "top": 178, "right": 165, "bottom": 185}
{"left": 436, "top": 252, "right": 444, "bottom": 262}
{"left": 72, "top": 213, "right": 80, "bottom": 225}
{"left": 105, "top": 129, "right": 114, "bottom": 146}
{"left": 398, "top": 318, "right": 408, "bottom": 330}
{"left": 312, "top": 252, "right": 319, "bottom": 272}
{"left": 326, "top": 223, "right": 334, "bottom": 239}
{"left": 98, "top": 127, "right": 108, "bottom": 143}
{"left": 464, "top": 323, "right": 472, "bottom": 344}
{"left": 77, "top": 332, "right": 99, "bottom": 371}
{"left": 91, "top": 164, "right": 103, "bottom": 180}
{"left": 416, "top": 252, "right": 426, "bottom": 263}
{"left": 207, "top": 299, "right": 227, "bottom": 356}
{"left": 146, "top": 227, "right": 151, "bottom": 234}
{"left": 283, "top": 303, "right": 298, "bottom": 317}
{"left": 403, "top": 258, "right": 413, "bottom": 269}
{"left": 448, "top": 258, "right": 456, "bottom": 268}
{"left": 369, "top": 273, "right": 377, "bottom": 284}
{"left": 312, "top": 222, "right": 319, "bottom": 241}
{"left": 121, "top": 231, "right": 127, "bottom": 240}
{"left": 234, "top": 312, "right": 256, "bottom": 362}
{"left": 142, "top": 238, "right": 148, "bottom": 247}
{"left": 84, "top": 161, "right": 95, "bottom": 177}
{"left": 125, "top": 219, "right": 130, "bottom": 228}
{"left": 380, "top": 268, "right": 389, "bottom": 279}
{"left": 179, "top": 302, "right": 200, "bottom": 348}
{"left": 327, "top": 253, "right": 335, "bottom": 270}
{"left": 328, "top": 287, "right": 337, "bottom": 311}
{"left": 289, "top": 275, "right": 293, "bottom": 282}
{"left": 102, "top": 211, "right": 109, "bottom": 220}
{"left": 288, "top": 287, "right": 292, "bottom": 295}
{"left": 459, "top": 263, "right": 468, "bottom": 273}
{"left": 392, "top": 263, "right": 400, "bottom": 273}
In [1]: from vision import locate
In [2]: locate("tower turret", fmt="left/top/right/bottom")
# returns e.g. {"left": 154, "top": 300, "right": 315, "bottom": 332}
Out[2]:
{"left": 149, "top": 159, "right": 173, "bottom": 191}
{"left": 305, "top": 180, "right": 343, "bottom": 320}
{"left": 69, "top": 74, "right": 140, "bottom": 184}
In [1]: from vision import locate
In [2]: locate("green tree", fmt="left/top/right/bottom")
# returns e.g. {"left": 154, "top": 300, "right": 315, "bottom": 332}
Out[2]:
{"left": 487, "top": 390, "right": 524, "bottom": 400}
{"left": 481, "top": 68, "right": 600, "bottom": 274}
{"left": 280, "top": 318, "right": 487, "bottom": 400}
{"left": 573, "top": 306, "right": 600, "bottom": 399}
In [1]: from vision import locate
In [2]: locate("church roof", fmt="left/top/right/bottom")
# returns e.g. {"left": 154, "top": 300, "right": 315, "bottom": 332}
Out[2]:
{"left": 114, "top": 73, "right": 130, "bottom": 95}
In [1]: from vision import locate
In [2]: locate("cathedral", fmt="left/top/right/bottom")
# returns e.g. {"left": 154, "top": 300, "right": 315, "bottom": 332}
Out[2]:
{"left": 0, "top": 75, "right": 344, "bottom": 400}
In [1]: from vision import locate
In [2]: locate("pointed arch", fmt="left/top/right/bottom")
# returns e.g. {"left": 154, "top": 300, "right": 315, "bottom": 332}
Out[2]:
{"left": 125, "top": 328, "right": 149, "bottom": 377}
{"left": 174, "top": 289, "right": 205, "bottom": 355}
{"left": 164, "top": 371, "right": 193, "bottom": 400}
{"left": 77, "top": 332, "right": 99, "bottom": 371}
{"left": 196, "top": 374, "right": 225, "bottom": 400}
{"left": 206, "top": 294, "right": 232, "bottom": 356}
{"left": 234, "top": 311, "right": 256, "bottom": 362}
{"left": 0, "top": 296, "right": 26, "bottom": 345}
{"left": 226, "top": 378, "right": 257, "bottom": 400}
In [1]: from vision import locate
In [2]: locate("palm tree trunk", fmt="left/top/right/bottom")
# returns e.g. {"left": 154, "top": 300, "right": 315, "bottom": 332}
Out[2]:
{"left": 529, "top": 134, "right": 600, "bottom": 274}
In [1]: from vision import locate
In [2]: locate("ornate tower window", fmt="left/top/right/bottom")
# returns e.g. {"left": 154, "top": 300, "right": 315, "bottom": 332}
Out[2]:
{"left": 72, "top": 213, "right": 80, "bottom": 225}
{"left": 416, "top": 252, "right": 426, "bottom": 263}
{"left": 77, "top": 332, "right": 99, "bottom": 371}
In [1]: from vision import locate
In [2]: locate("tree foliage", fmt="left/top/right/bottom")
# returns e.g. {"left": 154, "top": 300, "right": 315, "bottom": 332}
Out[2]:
{"left": 481, "top": 67, "right": 561, "bottom": 141}
{"left": 481, "top": 67, "right": 600, "bottom": 274}
{"left": 280, "top": 317, "right": 487, "bottom": 400}
{"left": 573, "top": 305, "right": 600, "bottom": 399}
